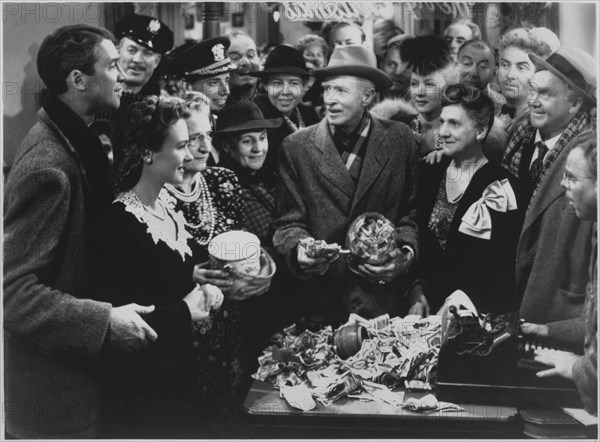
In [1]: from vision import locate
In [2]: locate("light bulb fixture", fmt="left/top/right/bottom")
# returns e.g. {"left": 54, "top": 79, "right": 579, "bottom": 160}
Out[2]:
{"left": 273, "top": 10, "right": 280, "bottom": 23}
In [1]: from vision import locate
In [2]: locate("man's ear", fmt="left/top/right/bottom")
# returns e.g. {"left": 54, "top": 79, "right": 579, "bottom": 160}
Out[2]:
{"left": 568, "top": 95, "right": 584, "bottom": 115}
{"left": 362, "top": 87, "right": 376, "bottom": 107}
{"left": 68, "top": 69, "right": 86, "bottom": 91}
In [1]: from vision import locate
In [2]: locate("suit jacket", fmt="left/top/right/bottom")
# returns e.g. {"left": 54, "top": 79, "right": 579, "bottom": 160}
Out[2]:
{"left": 4, "top": 106, "right": 112, "bottom": 438}
{"left": 514, "top": 136, "right": 593, "bottom": 350}
{"left": 417, "top": 159, "right": 525, "bottom": 314}
{"left": 273, "top": 115, "right": 420, "bottom": 322}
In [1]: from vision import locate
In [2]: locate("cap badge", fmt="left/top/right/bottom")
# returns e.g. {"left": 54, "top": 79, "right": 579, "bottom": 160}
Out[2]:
{"left": 212, "top": 43, "right": 225, "bottom": 62}
{"left": 147, "top": 19, "right": 161, "bottom": 35}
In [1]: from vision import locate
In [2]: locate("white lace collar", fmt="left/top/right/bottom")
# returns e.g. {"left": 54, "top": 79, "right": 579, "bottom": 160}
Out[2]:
{"left": 114, "top": 189, "right": 193, "bottom": 260}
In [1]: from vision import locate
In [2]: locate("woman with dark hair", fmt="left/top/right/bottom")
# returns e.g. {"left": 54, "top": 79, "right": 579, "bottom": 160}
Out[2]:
{"left": 417, "top": 84, "right": 525, "bottom": 314}
{"left": 92, "top": 95, "right": 224, "bottom": 438}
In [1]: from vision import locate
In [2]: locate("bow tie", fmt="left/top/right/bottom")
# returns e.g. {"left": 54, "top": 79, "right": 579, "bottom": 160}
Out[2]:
{"left": 500, "top": 104, "right": 516, "bottom": 119}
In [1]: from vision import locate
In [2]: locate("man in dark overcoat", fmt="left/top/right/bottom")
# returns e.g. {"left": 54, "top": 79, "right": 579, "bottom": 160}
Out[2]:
{"left": 273, "top": 45, "right": 425, "bottom": 325}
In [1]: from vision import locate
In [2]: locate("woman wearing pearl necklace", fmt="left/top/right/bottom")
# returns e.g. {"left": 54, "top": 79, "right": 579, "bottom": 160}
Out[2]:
{"left": 416, "top": 84, "right": 526, "bottom": 316}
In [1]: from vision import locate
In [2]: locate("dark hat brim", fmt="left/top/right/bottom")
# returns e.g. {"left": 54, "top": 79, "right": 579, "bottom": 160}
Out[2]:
{"left": 529, "top": 53, "right": 596, "bottom": 107}
{"left": 249, "top": 66, "right": 310, "bottom": 78}
{"left": 217, "top": 118, "right": 283, "bottom": 133}
{"left": 312, "top": 65, "right": 392, "bottom": 90}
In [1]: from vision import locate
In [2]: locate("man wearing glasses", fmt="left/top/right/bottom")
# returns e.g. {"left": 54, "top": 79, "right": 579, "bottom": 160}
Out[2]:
{"left": 502, "top": 47, "right": 597, "bottom": 350}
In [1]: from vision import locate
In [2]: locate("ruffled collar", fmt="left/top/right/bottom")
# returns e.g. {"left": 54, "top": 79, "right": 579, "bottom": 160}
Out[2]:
{"left": 115, "top": 188, "right": 193, "bottom": 260}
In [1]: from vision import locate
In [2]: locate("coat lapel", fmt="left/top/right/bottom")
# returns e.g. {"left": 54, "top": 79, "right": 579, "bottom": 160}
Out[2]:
{"left": 521, "top": 143, "right": 569, "bottom": 234}
{"left": 315, "top": 119, "right": 355, "bottom": 198}
{"left": 351, "top": 117, "right": 389, "bottom": 213}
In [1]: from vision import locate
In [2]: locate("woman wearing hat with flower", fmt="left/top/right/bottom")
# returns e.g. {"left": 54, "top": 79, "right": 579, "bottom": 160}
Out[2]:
{"left": 417, "top": 83, "right": 525, "bottom": 314}
{"left": 250, "top": 45, "right": 320, "bottom": 186}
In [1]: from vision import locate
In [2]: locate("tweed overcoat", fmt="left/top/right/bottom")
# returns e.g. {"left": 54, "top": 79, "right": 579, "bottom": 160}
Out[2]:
{"left": 4, "top": 108, "right": 112, "bottom": 438}
{"left": 273, "top": 115, "right": 420, "bottom": 322}
{"left": 514, "top": 135, "right": 594, "bottom": 350}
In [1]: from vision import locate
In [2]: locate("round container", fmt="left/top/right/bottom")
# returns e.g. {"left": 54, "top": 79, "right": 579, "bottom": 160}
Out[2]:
{"left": 208, "top": 230, "right": 261, "bottom": 276}
{"left": 334, "top": 324, "right": 368, "bottom": 359}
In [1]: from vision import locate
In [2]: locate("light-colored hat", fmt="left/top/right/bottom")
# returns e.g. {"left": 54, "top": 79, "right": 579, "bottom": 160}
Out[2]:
{"left": 312, "top": 45, "right": 392, "bottom": 90}
{"left": 530, "top": 47, "right": 596, "bottom": 107}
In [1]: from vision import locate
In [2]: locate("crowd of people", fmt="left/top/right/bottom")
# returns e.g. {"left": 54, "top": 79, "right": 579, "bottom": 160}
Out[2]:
{"left": 3, "top": 11, "right": 597, "bottom": 439}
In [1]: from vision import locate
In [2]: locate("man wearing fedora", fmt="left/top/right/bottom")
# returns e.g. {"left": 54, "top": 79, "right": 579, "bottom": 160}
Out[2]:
{"left": 273, "top": 45, "right": 425, "bottom": 324}
{"left": 502, "top": 47, "right": 597, "bottom": 349}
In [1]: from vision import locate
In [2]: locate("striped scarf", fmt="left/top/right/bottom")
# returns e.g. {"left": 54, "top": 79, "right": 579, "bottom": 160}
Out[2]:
{"left": 502, "top": 110, "right": 592, "bottom": 202}
{"left": 330, "top": 111, "right": 372, "bottom": 183}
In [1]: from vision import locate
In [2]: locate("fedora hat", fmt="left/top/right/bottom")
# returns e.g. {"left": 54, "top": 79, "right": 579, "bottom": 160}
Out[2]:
{"left": 312, "top": 45, "right": 392, "bottom": 90}
{"left": 530, "top": 47, "right": 596, "bottom": 107}
{"left": 216, "top": 100, "right": 282, "bottom": 133}
{"left": 250, "top": 45, "right": 310, "bottom": 79}
{"left": 162, "top": 37, "right": 237, "bottom": 80}
{"left": 115, "top": 14, "right": 174, "bottom": 55}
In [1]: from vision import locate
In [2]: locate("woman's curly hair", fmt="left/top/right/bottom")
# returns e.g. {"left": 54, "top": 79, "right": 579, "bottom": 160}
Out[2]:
{"left": 113, "top": 95, "right": 185, "bottom": 191}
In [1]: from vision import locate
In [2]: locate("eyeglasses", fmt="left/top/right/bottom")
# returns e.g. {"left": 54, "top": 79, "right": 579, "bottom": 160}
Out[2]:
{"left": 188, "top": 131, "right": 213, "bottom": 145}
{"left": 561, "top": 172, "right": 592, "bottom": 190}
{"left": 442, "top": 83, "right": 482, "bottom": 104}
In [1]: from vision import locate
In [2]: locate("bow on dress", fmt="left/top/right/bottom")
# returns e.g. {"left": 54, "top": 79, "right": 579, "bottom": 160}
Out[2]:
{"left": 458, "top": 179, "right": 518, "bottom": 240}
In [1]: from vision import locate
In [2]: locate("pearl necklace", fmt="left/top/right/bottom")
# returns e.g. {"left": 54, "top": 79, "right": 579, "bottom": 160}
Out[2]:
{"left": 446, "top": 158, "right": 487, "bottom": 204}
{"left": 283, "top": 107, "right": 305, "bottom": 133}
{"left": 165, "top": 173, "right": 216, "bottom": 246}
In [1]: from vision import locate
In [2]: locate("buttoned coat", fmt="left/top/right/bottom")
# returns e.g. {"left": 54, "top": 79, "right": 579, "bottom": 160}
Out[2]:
{"left": 273, "top": 115, "right": 420, "bottom": 322}
{"left": 515, "top": 136, "right": 594, "bottom": 350}
{"left": 4, "top": 107, "right": 112, "bottom": 438}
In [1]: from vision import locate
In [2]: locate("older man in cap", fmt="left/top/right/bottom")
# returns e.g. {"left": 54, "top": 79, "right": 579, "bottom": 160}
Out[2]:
{"left": 502, "top": 47, "right": 597, "bottom": 350}
{"left": 273, "top": 45, "right": 425, "bottom": 325}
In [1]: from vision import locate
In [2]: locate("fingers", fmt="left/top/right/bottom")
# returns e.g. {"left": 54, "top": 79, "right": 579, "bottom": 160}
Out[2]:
{"left": 193, "top": 267, "right": 233, "bottom": 288}
{"left": 201, "top": 284, "right": 224, "bottom": 310}
{"left": 140, "top": 321, "right": 158, "bottom": 342}
{"left": 536, "top": 368, "right": 559, "bottom": 378}
{"left": 132, "top": 303, "right": 155, "bottom": 315}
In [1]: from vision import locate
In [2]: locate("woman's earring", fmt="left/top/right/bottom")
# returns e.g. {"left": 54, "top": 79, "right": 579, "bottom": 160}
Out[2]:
{"left": 145, "top": 156, "right": 153, "bottom": 165}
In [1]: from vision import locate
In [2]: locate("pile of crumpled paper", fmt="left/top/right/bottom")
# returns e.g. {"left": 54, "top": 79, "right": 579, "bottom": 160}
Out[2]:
{"left": 252, "top": 313, "right": 461, "bottom": 412}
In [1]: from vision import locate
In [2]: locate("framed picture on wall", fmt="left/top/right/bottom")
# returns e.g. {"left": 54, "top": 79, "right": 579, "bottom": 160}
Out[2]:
{"left": 232, "top": 12, "right": 244, "bottom": 27}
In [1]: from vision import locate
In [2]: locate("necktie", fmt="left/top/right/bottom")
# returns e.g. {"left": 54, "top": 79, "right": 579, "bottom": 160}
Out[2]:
{"left": 529, "top": 141, "right": 549, "bottom": 187}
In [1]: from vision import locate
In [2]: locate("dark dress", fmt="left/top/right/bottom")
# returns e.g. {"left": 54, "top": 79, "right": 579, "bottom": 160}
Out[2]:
{"left": 417, "top": 158, "right": 526, "bottom": 314}
{"left": 164, "top": 167, "right": 248, "bottom": 435}
{"left": 91, "top": 189, "right": 204, "bottom": 438}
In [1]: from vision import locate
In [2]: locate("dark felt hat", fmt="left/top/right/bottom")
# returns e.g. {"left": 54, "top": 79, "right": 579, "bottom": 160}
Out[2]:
{"left": 530, "top": 47, "right": 596, "bottom": 107}
{"left": 115, "top": 14, "right": 174, "bottom": 55}
{"left": 216, "top": 100, "right": 282, "bottom": 133}
{"left": 250, "top": 45, "right": 310, "bottom": 79}
{"left": 312, "top": 45, "right": 392, "bottom": 90}
{"left": 162, "top": 37, "right": 237, "bottom": 80}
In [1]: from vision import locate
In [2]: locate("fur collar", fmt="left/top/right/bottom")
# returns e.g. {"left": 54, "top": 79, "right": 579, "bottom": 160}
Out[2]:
{"left": 370, "top": 98, "right": 416, "bottom": 121}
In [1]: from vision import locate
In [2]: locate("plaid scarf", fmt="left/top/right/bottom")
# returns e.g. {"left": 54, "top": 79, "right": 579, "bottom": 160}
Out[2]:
{"left": 502, "top": 109, "right": 592, "bottom": 202}
{"left": 330, "top": 111, "right": 371, "bottom": 183}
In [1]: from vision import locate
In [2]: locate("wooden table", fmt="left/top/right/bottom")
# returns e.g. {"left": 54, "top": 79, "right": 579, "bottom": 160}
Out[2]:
{"left": 241, "top": 380, "right": 522, "bottom": 439}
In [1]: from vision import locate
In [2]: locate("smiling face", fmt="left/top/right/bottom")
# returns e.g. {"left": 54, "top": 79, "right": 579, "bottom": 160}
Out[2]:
{"left": 118, "top": 37, "right": 161, "bottom": 92}
{"left": 562, "top": 147, "right": 597, "bottom": 220}
{"left": 439, "top": 104, "right": 483, "bottom": 159}
{"left": 410, "top": 71, "right": 447, "bottom": 117}
{"left": 458, "top": 44, "right": 495, "bottom": 89}
{"left": 323, "top": 76, "right": 372, "bottom": 133}
{"left": 228, "top": 35, "right": 261, "bottom": 87}
{"left": 83, "top": 39, "right": 125, "bottom": 112}
{"left": 150, "top": 119, "right": 192, "bottom": 185}
{"left": 497, "top": 45, "right": 536, "bottom": 105}
{"left": 528, "top": 70, "right": 578, "bottom": 139}
{"left": 225, "top": 130, "right": 269, "bottom": 172}
{"left": 267, "top": 74, "right": 305, "bottom": 116}
{"left": 192, "top": 73, "right": 230, "bottom": 112}
{"left": 444, "top": 24, "right": 472, "bottom": 61}
{"left": 183, "top": 109, "right": 213, "bottom": 173}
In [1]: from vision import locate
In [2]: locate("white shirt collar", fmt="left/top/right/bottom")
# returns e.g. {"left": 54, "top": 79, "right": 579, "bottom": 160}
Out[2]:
{"left": 534, "top": 130, "right": 562, "bottom": 151}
